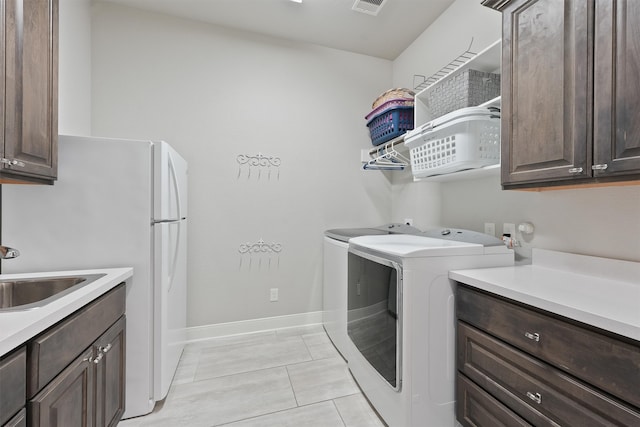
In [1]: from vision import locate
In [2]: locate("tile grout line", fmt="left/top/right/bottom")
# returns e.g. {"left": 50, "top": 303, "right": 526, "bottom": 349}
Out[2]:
{"left": 331, "top": 399, "right": 349, "bottom": 427}
{"left": 284, "top": 364, "right": 301, "bottom": 407}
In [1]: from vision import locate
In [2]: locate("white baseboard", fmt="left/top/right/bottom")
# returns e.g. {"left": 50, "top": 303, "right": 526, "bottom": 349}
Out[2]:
{"left": 186, "top": 311, "right": 324, "bottom": 342}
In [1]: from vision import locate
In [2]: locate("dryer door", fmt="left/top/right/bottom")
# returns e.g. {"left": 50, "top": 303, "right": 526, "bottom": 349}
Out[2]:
{"left": 347, "top": 248, "right": 402, "bottom": 390}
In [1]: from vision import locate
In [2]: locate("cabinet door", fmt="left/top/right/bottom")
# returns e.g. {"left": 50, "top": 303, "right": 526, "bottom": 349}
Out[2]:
{"left": 29, "top": 348, "right": 94, "bottom": 427}
{"left": 3, "top": 408, "right": 26, "bottom": 427}
{"left": 0, "top": 347, "right": 25, "bottom": 426}
{"left": 500, "top": 0, "right": 592, "bottom": 186}
{"left": 3, "top": 0, "right": 58, "bottom": 180}
{"left": 94, "top": 317, "right": 126, "bottom": 427}
{"left": 593, "top": 0, "right": 640, "bottom": 176}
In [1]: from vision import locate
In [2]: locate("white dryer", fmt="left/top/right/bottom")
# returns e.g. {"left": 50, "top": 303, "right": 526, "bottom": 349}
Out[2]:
{"left": 347, "top": 229, "right": 513, "bottom": 427}
{"left": 323, "top": 224, "right": 420, "bottom": 361}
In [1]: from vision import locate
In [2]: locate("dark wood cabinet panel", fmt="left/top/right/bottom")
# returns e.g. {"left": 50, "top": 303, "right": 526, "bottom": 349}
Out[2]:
{"left": 7, "top": 283, "right": 128, "bottom": 427}
{"left": 457, "top": 374, "right": 531, "bottom": 427}
{"left": 29, "top": 347, "right": 94, "bottom": 427}
{"left": 1, "top": 0, "right": 58, "bottom": 183}
{"left": 4, "top": 408, "right": 26, "bottom": 427}
{"left": 457, "top": 285, "right": 640, "bottom": 408}
{"left": 458, "top": 321, "right": 640, "bottom": 426}
{"left": 485, "top": 0, "right": 640, "bottom": 188}
{"left": 499, "top": 0, "right": 592, "bottom": 185}
{"left": 0, "top": 347, "right": 26, "bottom": 426}
{"left": 593, "top": 0, "right": 640, "bottom": 176}
{"left": 94, "top": 317, "right": 126, "bottom": 427}
{"left": 456, "top": 284, "right": 640, "bottom": 427}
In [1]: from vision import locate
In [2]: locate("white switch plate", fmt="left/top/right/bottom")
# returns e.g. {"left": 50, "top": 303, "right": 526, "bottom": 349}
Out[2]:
{"left": 404, "top": 218, "right": 413, "bottom": 226}
{"left": 503, "top": 223, "right": 516, "bottom": 236}
{"left": 270, "top": 288, "right": 278, "bottom": 302}
{"left": 484, "top": 222, "right": 496, "bottom": 236}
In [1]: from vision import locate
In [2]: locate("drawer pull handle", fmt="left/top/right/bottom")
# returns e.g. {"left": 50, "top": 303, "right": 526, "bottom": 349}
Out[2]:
{"left": 526, "top": 391, "right": 542, "bottom": 404}
{"left": 524, "top": 332, "right": 540, "bottom": 342}
{"left": 568, "top": 167, "right": 583, "bottom": 174}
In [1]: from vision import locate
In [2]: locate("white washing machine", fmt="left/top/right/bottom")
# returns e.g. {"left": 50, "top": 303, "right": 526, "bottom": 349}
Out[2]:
{"left": 347, "top": 229, "right": 514, "bottom": 427}
{"left": 323, "top": 224, "right": 420, "bottom": 361}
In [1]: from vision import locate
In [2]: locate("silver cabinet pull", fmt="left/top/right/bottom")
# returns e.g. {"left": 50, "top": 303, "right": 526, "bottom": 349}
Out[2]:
{"left": 0, "top": 158, "right": 25, "bottom": 167}
{"left": 526, "top": 391, "right": 542, "bottom": 404}
{"left": 100, "top": 343, "right": 112, "bottom": 354}
{"left": 93, "top": 352, "right": 104, "bottom": 364}
{"left": 524, "top": 332, "right": 540, "bottom": 342}
{"left": 568, "top": 167, "right": 583, "bottom": 174}
{"left": 592, "top": 164, "right": 608, "bottom": 171}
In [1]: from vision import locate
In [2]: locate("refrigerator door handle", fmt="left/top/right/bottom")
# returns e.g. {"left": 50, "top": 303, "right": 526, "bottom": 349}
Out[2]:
{"left": 152, "top": 219, "right": 181, "bottom": 225}
{"left": 168, "top": 151, "right": 183, "bottom": 221}
{"left": 168, "top": 220, "right": 181, "bottom": 292}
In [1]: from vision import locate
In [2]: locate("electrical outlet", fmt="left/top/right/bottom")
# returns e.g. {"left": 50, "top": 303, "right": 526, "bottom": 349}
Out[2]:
{"left": 503, "top": 223, "right": 516, "bottom": 237}
{"left": 404, "top": 218, "right": 413, "bottom": 226}
{"left": 484, "top": 222, "right": 496, "bottom": 236}
{"left": 270, "top": 288, "right": 278, "bottom": 302}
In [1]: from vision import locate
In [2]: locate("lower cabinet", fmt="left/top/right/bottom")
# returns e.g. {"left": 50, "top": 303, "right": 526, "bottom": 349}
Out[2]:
{"left": 455, "top": 284, "right": 640, "bottom": 427}
{"left": 0, "top": 283, "right": 127, "bottom": 427}
{"left": 30, "top": 348, "right": 95, "bottom": 427}
{"left": 0, "top": 347, "right": 26, "bottom": 426}
{"left": 29, "top": 317, "right": 125, "bottom": 427}
{"left": 94, "top": 317, "right": 126, "bottom": 427}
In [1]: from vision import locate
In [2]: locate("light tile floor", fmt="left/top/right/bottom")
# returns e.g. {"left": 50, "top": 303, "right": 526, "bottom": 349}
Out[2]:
{"left": 119, "top": 325, "right": 386, "bottom": 427}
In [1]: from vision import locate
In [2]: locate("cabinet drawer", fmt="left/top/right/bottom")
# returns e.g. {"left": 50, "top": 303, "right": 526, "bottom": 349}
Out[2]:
{"left": 457, "top": 285, "right": 640, "bottom": 408}
{"left": 457, "top": 373, "right": 531, "bottom": 427}
{"left": 27, "top": 283, "right": 125, "bottom": 398}
{"left": 458, "top": 321, "right": 640, "bottom": 426}
{"left": 0, "top": 347, "right": 26, "bottom": 426}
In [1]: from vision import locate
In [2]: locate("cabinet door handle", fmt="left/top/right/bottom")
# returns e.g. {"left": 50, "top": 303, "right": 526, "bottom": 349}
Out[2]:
{"left": 100, "top": 343, "right": 112, "bottom": 354}
{"left": 526, "top": 391, "right": 542, "bottom": 404}
{"left": 0, "top": 158, "right": 26, "bottom": 167}
{"left": 568, "top": 167, "right": 583, "bottom": 174}
{"left": 591, "top": 164, "right": 608, "bottom": 171}
{"left": 93, "top": 352, "right": 104, "bottom": 364}
{"left": 524, "top": 332, "right": 540, "bottom": 342}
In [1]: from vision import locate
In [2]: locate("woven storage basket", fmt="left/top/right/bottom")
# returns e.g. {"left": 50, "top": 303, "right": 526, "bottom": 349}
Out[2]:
{"left": 372, "top": 88, "right": 415, "bottom": 109}
{"left": 421, "top": 70, "right": 500, "bottom": 122}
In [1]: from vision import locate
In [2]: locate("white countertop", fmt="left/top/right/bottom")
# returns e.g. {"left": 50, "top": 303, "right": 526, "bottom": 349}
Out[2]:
{"left": 450, "top": 249, "right": 640, "bottom": 341}
{"left": 0, "top": 268, "right": 133, "bottom": 356}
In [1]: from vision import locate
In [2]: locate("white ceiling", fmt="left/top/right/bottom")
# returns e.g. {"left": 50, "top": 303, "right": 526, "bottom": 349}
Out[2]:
{"left": 100, "top": 0, "right": 456, "bottom": 60}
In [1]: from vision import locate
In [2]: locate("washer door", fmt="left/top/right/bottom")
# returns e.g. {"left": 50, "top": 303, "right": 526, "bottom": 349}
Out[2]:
{"left": 347, "top": 248, "right": 402, "bottom": 390}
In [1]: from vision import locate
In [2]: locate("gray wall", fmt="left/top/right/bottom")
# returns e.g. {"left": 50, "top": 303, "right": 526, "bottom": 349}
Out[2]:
{"left": 90, "top": 3, "right": 394, "bottom": 327}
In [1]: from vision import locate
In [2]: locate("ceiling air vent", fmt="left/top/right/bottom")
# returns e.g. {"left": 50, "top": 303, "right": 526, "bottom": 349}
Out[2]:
{"left": 352, "top": 0, "right": 388, "bottom": 16}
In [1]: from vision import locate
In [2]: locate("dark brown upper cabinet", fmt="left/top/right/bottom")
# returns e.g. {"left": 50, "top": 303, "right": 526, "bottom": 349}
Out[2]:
{"left": 1, "top": 0, "right": 58, "bottom": 184}
{"left": 483, "top": 0, "right": 640, "bottom": 189}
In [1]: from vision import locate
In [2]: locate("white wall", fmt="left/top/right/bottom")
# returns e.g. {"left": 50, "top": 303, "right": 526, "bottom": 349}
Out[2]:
{"left": 58, "top": 0, "right": 92, "bottom": 135}
{"left": 90, "top": 3, "right": 393, "bottom": 327}
{"left": 390, "top": 0, "right": 640, "bottom": 263}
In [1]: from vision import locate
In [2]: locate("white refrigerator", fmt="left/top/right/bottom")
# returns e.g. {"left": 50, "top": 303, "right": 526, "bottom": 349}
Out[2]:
{"left": 1, "top": 135, "right": 188, "bottom": 419}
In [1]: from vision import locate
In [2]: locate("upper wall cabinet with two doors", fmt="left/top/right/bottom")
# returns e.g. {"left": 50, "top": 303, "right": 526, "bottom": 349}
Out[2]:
{"left": 1, "top": 0, "right": 58, "bottom": 184}
{"left": 483, "top": 0, "right": 640, "bottom": 189}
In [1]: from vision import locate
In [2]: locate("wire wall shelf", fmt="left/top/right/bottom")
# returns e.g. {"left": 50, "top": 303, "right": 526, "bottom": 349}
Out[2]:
{"left": 413, "top": 38, "right": 477, "bottom": 92}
